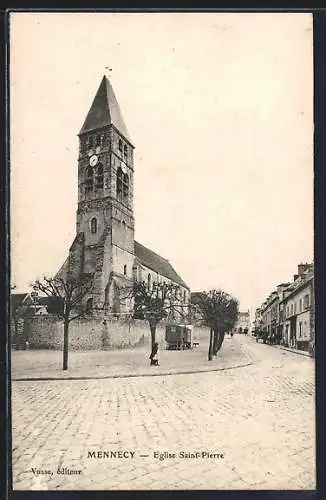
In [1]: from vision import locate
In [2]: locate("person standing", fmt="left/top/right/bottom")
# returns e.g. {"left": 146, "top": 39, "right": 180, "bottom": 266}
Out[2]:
{"left": 149, "top": 342, "right": 159, "bottom": 366}
{"left": 101, "top": 319, "right": 108, "bottom": 349}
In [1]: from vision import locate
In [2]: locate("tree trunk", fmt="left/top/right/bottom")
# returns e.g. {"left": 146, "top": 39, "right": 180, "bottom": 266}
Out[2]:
{"left": 215, "top": 331, "right": 225, "bottom": 353}
{"left": 63, "top": 319, "right": 69, "bottom": 371}
{"left": 208, "top": 328, "right": 213, "bottom": 361}
{"left": 212, "top": 330, "right": 219, "bottom": 355}
{"left": 149, "top": 319, "right": 157, "bottom": 351}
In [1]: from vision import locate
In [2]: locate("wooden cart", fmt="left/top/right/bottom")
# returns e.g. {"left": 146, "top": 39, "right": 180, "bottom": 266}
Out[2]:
{"left": 165, "top": 324, "right": 193, "bottom": 350}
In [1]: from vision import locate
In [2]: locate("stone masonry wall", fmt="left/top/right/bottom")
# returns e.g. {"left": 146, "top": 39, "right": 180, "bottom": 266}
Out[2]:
{"left": 22, "top": 315, "right": 206, "bottom": 351}
{"left": 23, "top": 315, "right": 149, "bottom": 350}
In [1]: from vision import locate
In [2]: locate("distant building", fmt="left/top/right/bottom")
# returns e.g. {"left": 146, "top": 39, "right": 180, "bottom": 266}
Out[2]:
{"left": 253, "top": 307, "right": 263, "bottom": 335}
{"left": 257, "top": 263, "right": 314, "bottom": 351}
{"left": 281, "top": 265, "right": 314, "bottom": 350}
{"left": 11, "top": 292, "right": 47, "bottom": 348}
{"left": 234, "top": 311, "right": 250, "bottom": 333}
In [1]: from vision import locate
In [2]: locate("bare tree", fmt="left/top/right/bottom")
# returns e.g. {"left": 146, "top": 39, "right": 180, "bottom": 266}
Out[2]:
{"left": 193, "top": 289, "right": 239, "bottom": 361}
{"left": 122, "top": 280, "right": 189, "bottom": 351}
{"left": 31, "top": 274, "right": 94, "bottom": 370}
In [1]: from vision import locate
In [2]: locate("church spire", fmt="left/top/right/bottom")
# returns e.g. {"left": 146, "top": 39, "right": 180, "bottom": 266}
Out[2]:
{"left": 79, "top": 75, "right": 132, "bottom": 143}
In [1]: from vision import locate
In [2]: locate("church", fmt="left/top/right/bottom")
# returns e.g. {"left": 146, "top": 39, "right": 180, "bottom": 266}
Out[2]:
{"left": 56, "top": 76, "right": 190, "bottom": 316}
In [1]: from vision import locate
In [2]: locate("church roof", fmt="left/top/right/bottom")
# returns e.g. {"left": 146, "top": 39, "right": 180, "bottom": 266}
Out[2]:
{"left": 79, "top": 76, "right": 132, "bottom": 143}
{"left": 134, "top": 241, "right": 189, "bottom": 290}
{"left": 56, "top": 239, "right": 189, "bottom": 292}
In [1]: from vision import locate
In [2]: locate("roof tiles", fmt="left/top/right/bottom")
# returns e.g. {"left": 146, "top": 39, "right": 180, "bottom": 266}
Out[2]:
{"left": 79, "top": 76, "right": 132, "bottom": 143}
{"left": 134, "top": 241, "right": 189, "bottom": 290}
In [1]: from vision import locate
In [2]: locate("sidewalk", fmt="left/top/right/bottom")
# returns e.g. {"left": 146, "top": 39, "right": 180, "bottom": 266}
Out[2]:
{"left": 278, "top": 345, "right": 311, "bottom": 357}
{"left": 11, "top": 336, "right": 253, "bottom": 381}
{"left": 251, "top": 336, "right": 312, "bottom": 358}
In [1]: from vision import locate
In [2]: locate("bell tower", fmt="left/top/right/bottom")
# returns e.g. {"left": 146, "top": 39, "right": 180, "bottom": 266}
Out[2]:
{"left": 70, "top": 76, "right": 135, "bottom": 310}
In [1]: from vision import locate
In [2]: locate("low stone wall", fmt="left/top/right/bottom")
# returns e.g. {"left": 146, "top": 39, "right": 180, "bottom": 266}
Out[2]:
{"left": 19, "top": 315, "right": 207, "bottom": 351}
{"left": 23, "top": 315, "right": 149, "bottom": 350}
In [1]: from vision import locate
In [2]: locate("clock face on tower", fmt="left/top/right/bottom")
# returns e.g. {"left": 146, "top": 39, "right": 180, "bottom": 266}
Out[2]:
{"left": 89, "top": 154, "right": 98, "bottom": 167}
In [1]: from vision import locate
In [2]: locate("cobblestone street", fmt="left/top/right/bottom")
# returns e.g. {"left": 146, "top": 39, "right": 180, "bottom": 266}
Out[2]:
{"left": 11, "top": 335, "right": 315, "bottom": 490}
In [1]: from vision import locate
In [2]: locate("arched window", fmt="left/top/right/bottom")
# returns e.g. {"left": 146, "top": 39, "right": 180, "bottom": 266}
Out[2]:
{"left": 85, "top": 166, "right": 93, "bottom": 193}
{"left": 87, "top": 136, "right": 93, "bottom": 150}
{"left": 80, "top": 137, "right": 87, "bottom": 154}
{"left": 124, "top": 144, "right": 128, "bottom": 157}
{"left": 96, "top": 164, "right": 104, "bottom": 189}
{"left": 147, "top": 273, "right": 151, "bottom": 291}
{"left": 86, "top": 297, "right": 93, "bottom": 312}
{"left": 95, "top": 134, "right": 101, "bottom": 147}
{"left": 117, "top": 167, "right": 123, "bottom": 199}
{"left": 123, "top": 265, "right": 127, "bottom": 276}
{"left": 91, "top": 217, "right": 97, "bottom": 234}
{"left": 304, "top": 294, "right": 310, "bottom": 309}
{"left": 117, "top": 168, "right": 129, "bottom": 202}
{"left": 118, "top": 139, "right": 123, "bottom": 152}
{"left": 123, "top": 173, "right": 129, "bottom": 199}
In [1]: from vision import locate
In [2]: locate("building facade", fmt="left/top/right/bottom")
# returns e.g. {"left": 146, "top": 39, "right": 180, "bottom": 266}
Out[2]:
{"left": 282, "top": 271, "right": 314, "bottom": 350}
{"left": 253, "top": 307, "right": 262, "bottom": 334}
{"left": 56, "top": 76, "right": 189, "bottom": 316}
{"left": 257, "top": 263, "right": 314, "bottom": 351}
{"left": 234, "top": 311, "right": 250, "bottom": 333}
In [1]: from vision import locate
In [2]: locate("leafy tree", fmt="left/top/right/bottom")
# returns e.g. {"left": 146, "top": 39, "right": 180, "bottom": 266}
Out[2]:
{"left": 123, "top": 280, "right": 189, "bottom": 350}
{"left": 31, "top": 274, "right": 94, "bottom": 370}
{"left": 193, "top": 289, "right": 239, "bottom": 361}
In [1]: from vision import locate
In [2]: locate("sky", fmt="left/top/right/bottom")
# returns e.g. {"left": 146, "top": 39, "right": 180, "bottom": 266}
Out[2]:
{"left": 10, "top": 12, "right": 314, "bottom": 315}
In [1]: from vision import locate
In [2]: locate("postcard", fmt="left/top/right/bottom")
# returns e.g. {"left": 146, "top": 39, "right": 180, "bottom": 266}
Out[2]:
{"left": 9, "top": 11, "right": 315, "bottom": 491}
